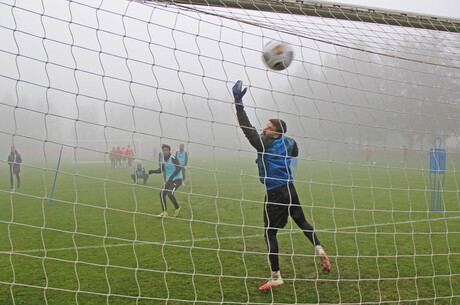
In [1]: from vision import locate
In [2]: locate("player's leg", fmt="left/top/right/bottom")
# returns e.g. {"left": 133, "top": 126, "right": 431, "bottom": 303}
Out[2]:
{"left": 291, "top": 205, "right": 331, "bottom": 274}
{"left": 131, "top": 173, "right": 137, "bottom": 183}
{"left": 288, "top": 184, "right": 331, "bottom": 274}
{"left": 166, "top": 180, "right": 181, "bottom": 216}
{"left": 260, "top": 216, "right": 284, "bottom": 290}
{"left": 143, "top": 174, "right": 149, "bottom": 185}
{"left": 259, "top": 187, "right": 289, "bottom": 291}
{"left": 260, "top": 229, "right": 284, "bottom": 291}
{"left": 158, "top": 187, "right": 168, "bottom": 217}
{"left": 16, "top": 172, "right": 20, "bottom": 188}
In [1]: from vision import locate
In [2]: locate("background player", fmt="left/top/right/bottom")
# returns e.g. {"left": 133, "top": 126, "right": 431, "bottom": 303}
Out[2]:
{"left": 149, "top": 144, "right": 183, "bottom": 217}
{"left": 131, "top": 163, "right": 149, "bottom": 185}
{"left": 175, "top": 144, "right": 188, "bottom": 185}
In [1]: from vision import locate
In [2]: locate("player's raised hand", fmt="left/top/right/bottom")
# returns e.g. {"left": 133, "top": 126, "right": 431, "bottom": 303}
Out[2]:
{"left": 232, "top": 80, "right": 247, "bottom": 104}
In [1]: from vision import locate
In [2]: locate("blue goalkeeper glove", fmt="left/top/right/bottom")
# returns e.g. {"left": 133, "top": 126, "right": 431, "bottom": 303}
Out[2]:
{"left": 232, "top": 80, "right": 247, "bottom": 104}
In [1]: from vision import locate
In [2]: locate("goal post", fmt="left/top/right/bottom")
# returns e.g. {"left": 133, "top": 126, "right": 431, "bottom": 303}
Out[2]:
{"left": 0, "top": 0, "right": 459, "bottom": 304}
{"left": 163, "top": 0, "right": 460, "bottom": 32}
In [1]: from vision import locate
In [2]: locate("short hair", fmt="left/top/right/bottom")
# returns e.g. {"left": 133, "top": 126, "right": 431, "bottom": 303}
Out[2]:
{"left": 161, "top": 144, "right": 171, "bottom": 151}
{"left": 269, "top": 119, "right": 287, "bottom": 134}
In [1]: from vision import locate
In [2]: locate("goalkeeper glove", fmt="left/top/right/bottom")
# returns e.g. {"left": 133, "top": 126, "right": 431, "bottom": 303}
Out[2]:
{"left": 232, "top": 80, "right": 247, "bottom": 104}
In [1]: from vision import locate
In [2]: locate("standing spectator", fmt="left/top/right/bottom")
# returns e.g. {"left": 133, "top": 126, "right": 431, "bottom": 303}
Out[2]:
{"left": 110, "top": 147, "right": 116, "bottom": 168}
{"left": 8, "top": 146, "right": 22, "bottom": 189}
{"left": 366, "top": 146, "right": 371, "bottom": 163}
{"left": 175, "top": 144, "right": 188, "bottom": 185}
{"left": 115, "top": 146, "right": 122, "bottom": 168}
{"left": 126, "top": 145, "right": 134, "bottom": 169}
{"left": 121, "top": 146, "right": 126, "bottom": 168}
{"left": 131, "top": 163, "right": 149, "bottom": 185}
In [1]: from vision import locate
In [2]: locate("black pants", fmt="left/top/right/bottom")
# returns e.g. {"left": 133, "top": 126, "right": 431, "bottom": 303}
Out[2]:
{"left": 10, "top": 169, "right": 20, "bottom": 188}
{"left": 264, "top": 183, "right": 320, "bottom": 272}
{"left": 131, "top": 173, "right": 149, "bottom": 184}
{"left": 160, "top": 179, "right": 181, "bottom": 212}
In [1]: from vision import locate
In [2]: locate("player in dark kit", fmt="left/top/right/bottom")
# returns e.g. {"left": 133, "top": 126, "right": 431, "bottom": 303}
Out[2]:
{"left": 232, "top": 81, "right": 331, "bottom": 291}
{"left": 149, "top": 144, "right": 183, "bottom": 217}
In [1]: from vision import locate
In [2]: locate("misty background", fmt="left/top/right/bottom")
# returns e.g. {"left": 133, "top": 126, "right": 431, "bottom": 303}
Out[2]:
{"left": 0, "top": 0, "right": 459, "bottom": 172}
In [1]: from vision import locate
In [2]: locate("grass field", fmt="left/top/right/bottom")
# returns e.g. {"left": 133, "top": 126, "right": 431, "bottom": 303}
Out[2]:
{"left": 1, "top": 158, "right": 459, "bottom": 304}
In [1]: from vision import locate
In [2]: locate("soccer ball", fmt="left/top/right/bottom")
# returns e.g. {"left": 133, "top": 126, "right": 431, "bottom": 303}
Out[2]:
{"left": 262, "top": 41, "right": 294, "bottom": 71}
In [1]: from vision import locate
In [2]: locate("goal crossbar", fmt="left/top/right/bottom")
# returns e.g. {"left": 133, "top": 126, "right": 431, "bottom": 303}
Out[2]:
{"left": 151, "top": 0, "right": 460, "bottom": 32}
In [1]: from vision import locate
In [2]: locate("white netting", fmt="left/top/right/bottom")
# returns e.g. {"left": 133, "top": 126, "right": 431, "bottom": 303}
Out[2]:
{"left": 0, "top": 0, "right": 459, "bottom": 304}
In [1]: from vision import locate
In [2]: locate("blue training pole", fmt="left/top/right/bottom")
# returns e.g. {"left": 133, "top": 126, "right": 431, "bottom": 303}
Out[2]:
{"left": 429, "top": 138, "right": 446, "bottom": 212}
{"left": 49, "top": 145, "right": 64, "bottom": 206}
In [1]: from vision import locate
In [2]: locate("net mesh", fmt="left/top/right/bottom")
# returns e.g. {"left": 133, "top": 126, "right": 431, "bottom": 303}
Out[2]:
{"left": 0, "top": 0, "right": 459, "bottom": 304}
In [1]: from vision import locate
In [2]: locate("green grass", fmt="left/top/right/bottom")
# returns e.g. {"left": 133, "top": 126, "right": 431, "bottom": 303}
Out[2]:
{"left": 0, "top": 159, "right": 459, "bottom": 304}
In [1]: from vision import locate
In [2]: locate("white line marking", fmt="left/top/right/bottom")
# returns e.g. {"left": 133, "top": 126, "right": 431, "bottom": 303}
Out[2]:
{"left": 10, "top": 216, "right": 460, "bottom": 254}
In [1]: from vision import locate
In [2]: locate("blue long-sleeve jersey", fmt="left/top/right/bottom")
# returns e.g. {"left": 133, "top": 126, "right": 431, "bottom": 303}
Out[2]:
{"left": 236, "top": 103, "right": 298, "bottom": 190}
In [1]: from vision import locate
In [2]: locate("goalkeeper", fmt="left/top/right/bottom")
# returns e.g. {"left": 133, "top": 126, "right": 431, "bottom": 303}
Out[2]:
{"left": 149, "top": 144, "right": 183, "bottom": 217}
{"left": 232, "top": 81, "right": 331, "bottom": 291}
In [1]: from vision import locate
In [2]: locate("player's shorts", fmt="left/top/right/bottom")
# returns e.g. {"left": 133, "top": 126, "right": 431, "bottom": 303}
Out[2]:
{"left": 263, "top": 183, "right": 304, "bottom": 229}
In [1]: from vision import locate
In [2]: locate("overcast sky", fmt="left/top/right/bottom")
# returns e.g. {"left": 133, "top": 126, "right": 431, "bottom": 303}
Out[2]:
{"left": 316, "top": 0, "right": 460, "bottom": 19}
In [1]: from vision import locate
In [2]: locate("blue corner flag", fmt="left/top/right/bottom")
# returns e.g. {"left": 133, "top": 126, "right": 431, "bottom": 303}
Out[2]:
{"left": 429, "top": 138, "right": 446, "bottom": 212}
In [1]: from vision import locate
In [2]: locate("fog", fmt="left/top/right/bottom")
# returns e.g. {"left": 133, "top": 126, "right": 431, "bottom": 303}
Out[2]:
{"left": 0, "top": 0, "right": 459, "bottom": 169}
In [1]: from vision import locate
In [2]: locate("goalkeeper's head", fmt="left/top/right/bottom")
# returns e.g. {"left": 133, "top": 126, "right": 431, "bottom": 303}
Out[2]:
{"left": 262, "top": 119, "right": 286, "bottom": 139}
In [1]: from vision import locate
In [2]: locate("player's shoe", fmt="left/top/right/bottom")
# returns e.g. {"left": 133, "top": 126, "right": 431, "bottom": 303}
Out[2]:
{"left": 259, "top": 276, "right": 284, "bottom": 291}
{"left": 317, "top": 249, "right": 331, "bottom": 274}
{"left": 157, "top": 212, "right": 168, "bottom": 217}
{"left": 174, "top": 207, "right": 181, "bottom": 217}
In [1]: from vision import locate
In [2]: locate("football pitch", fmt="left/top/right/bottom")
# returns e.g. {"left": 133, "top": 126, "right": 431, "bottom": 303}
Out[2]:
{"left": 1, "top": 159, "right": 459, "bottom": 304}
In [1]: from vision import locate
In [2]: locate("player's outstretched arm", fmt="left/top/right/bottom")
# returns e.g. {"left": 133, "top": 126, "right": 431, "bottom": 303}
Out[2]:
{"left": 148, "top": 168, "right": 161, "bottom": 175}
{"left": 232, "top": 81, "right": 263, "bottom": 152}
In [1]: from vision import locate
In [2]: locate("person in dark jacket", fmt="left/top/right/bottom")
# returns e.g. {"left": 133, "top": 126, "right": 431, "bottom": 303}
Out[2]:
{"left": 8, "top": 146, "right": 22, "bottom": 189}
{"left": 232, "top": 81, "right": 331, "bottom": 291}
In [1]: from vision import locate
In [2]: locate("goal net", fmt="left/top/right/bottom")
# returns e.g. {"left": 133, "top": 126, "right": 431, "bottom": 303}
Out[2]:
{"left": 0, "top": 0, "right": 459, "bottom": 304}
